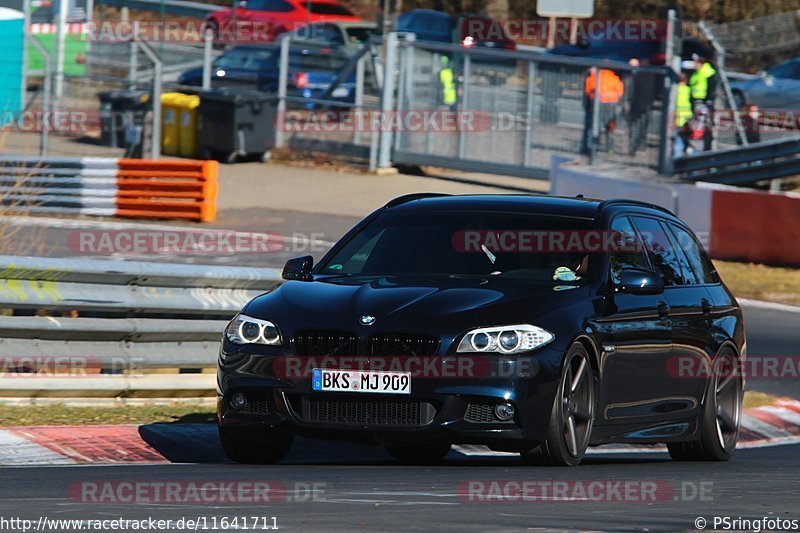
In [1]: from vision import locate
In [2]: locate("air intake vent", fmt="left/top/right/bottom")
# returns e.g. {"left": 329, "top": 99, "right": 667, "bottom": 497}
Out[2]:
{"left": 301, "top": 397, "right": 436, "bottom": 426}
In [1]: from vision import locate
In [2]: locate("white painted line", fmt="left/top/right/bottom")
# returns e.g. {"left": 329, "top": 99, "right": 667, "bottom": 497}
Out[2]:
{"left": 760, "top": 406, "right": 800, "bottom": 428}
{"left": 736, "top": 435, "right": 800, "bottom": 449}
{"left": 741, "top": 414, "right": 795, "bottom": 439}
{"left": 0, "top": 430, "right": 75, "bottom": 465}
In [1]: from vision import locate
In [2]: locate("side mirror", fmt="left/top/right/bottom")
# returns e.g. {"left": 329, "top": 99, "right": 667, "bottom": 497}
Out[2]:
{"left": 615, "top": 268, "right": 664, "bottom": 296}
{"left": 282, "top": 255, "right": 314, "bottom": 281}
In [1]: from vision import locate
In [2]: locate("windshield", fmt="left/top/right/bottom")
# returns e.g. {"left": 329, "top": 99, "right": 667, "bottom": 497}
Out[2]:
{"left": 345, "top": 26, "right": 376, "bottom": 44}
{"left": 215, "top": 48, "right": 276, "bottom": 69}
{"left": 318, "top": 210, "right": 593, "bottom": 283}
{"left": 289, "top": 50, "right": 348, "bottom": 70}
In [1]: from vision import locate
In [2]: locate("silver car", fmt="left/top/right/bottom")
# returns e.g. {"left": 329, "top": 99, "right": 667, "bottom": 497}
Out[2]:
{"left": 282, "top": 21, "right": 378, "bottom": 50}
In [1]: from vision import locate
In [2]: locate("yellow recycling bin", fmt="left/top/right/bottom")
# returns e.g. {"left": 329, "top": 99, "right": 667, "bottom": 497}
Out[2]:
{"left": 178, "top": 94, "right": 201, "bottom": 157}
{"left": 160, "top": 92, "right": 182, "bottom": 156}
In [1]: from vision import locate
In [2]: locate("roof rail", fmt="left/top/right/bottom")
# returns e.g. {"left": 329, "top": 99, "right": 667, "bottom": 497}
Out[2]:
{"left": 384, "top": 193, "right": 451, "bottom": 208}
{"left": 598, "top": 199, "right": 676, "bottom": 216}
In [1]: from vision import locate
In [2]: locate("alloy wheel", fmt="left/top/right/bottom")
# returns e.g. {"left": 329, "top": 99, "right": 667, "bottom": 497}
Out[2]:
{"left": 561, "top": 352, "right": 594, "bottom": 458}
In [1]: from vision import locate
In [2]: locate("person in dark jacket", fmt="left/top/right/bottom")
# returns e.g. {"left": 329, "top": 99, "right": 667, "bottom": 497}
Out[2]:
{"left": 625, "top": 58, "right": 658, "bottom": 155}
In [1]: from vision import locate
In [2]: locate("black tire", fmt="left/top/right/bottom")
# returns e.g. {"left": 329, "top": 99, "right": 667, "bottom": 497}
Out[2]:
{"left": 668, "top": 349, "right": 742, "bottom": 462}
{"left": 521, "top": 342, "right": 595, "bottom": 466}
{"left": 385, "top": 442, "right": 451, "bottom": 465}
{"left": 219, "top": 426, "right": 293, "bottom": 464}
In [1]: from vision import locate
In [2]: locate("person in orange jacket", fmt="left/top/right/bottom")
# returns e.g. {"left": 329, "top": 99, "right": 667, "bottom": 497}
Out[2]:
{"left": 581, "top": 67, "right": 624, "bottom": 155}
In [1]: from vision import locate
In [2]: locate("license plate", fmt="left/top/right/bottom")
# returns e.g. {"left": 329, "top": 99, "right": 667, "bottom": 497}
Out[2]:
{"left": 312, "top": 369, "right": 411, "bottom": 395}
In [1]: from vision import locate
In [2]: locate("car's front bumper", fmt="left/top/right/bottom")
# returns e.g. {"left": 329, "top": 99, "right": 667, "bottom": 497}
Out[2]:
{"left": 217, "top": 346, "right": 564, "bottom": 451}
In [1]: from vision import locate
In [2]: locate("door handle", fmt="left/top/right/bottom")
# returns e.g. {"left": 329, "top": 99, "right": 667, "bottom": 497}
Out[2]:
{"left": 657, "top": 301, "right": 670, "bottom": 319}
{"left": 701, "top": 298, "right": 713, "bottom": 317}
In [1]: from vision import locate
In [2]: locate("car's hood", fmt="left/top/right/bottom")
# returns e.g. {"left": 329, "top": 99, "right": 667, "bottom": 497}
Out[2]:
{"left": 244, "top": 276, "right": 588, "bottom": 335}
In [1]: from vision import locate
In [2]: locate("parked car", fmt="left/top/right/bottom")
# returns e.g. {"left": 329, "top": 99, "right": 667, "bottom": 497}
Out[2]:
{"left": 217, "top": 194, "right": 745, "bottom": 466}
{"left": 397, "top": 9, "right": 516, "bottom": 54}
{"left": 177, "top": 44, "right": 356, "bottom": 106}
{"left": 204, "top": 0, "right": 361, "bottom": 44}
{"left": 730, "top": 57, "right": 800, "bottom": 115}
{"left": 281, "top": 21, "right": 378, "bottom": 50}
{"left": 548, "top": 37, "right": 711, "bottom": 65}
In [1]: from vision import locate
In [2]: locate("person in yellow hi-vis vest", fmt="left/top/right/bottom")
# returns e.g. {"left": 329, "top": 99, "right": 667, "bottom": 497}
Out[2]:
{"left": 673, "top": 73, "right": 693, "bottom": 158}
{"left": 689, "top": 54, "right": 717, "bottom": 108}
{"left": 689, "top": 54, "right": 717, "bottom": 150}
{"left": 439, "top": 56, "right": 457, "bottom": 109}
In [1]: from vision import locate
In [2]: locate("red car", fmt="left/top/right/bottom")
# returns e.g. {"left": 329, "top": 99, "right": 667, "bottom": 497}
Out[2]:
{"left": 206, "top": 0, "right": 361, "bottom": 44}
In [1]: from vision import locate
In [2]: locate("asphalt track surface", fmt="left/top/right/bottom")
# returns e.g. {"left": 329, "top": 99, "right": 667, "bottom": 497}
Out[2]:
{"left": 0, "top": 445, "right": 799, "bottom": 532}
{"left": 1, "top": 212, "right": 799, "bottom": 531}
{"left": 0, "top": 299, "right": 795, "bottom": 532}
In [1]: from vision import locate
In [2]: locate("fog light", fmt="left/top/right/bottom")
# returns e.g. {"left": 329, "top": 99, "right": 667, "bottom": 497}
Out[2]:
{"left": 494, "top": 402, "right": 515, "bottom": 421}
{"left": 230, "top": 393, "right": 247, "bottom": 411}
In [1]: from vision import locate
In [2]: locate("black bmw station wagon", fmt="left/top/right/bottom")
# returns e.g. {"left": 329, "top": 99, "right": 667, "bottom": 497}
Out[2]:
{"left": 217, "top": 194, "right": 745, "bottom": 466}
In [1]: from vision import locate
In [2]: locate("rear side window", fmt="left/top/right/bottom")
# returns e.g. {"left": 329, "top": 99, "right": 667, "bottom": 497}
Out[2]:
{"left": 608, "top": 216, "right": 649, "bottom": 284}
{"left": 660, "top": 221, "right": 699, "bottom": 285}
{"left": 261, "top": 0, "right": 294, "bottom": 12}
{"left": 630, "top": 216, "right": 687, "bottom": 286}
{"left": 668, "top": 224, "right": 718, "bottom": 284}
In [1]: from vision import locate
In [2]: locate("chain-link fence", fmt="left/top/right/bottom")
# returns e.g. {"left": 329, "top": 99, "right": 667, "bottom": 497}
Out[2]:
{"left": 691, "top": 10, "right": 800, "bottom": 72}
{"left": 392, "top": 38, "right": 670, "bottom": 177}
{"left": 4, "top": 18, "right": 218, "bottom": 159}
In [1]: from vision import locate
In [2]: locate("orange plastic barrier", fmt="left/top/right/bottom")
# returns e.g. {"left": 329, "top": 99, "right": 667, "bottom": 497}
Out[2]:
{"left": 116, "top": 159, "right": 218, "bottom": 222}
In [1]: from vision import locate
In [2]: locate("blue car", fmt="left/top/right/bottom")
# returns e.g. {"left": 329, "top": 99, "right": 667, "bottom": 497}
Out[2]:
{"left": 729, "top": 58, "right": 800, "bottom": 113}
{"left": 397, "top": 9, "right": 516, "bottom": 69}
{"left": 178, "top": 44, "right": 357, "bottom": 107}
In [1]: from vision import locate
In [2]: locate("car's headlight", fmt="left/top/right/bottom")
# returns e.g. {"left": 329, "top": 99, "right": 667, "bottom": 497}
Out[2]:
{"left": 456, "top": 324, "right": 554, "bottom": 354}
{"left": 225, "top": 314, "right": 282, "bottom": 345}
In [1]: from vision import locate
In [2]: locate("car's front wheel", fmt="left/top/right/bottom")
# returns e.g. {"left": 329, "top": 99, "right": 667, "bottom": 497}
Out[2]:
{"left": 219, "top": 426, "right": 293, "bottom": 464}
{"left": 522, "top": 342, "right": 596, "bottom": 466}
{"left": 668, "top": 349, "right": 742, "bottom": 461}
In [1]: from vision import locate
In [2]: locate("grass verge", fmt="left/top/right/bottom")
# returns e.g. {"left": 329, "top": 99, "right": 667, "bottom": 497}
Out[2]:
{"left": 715, "top": 260, "right": 800, "bottom": 306}
{"left": 0, "top": 391, "right": 782, "bottom": 426}
{"left": 0, "top": 403, "right": 215, "bottom": 427}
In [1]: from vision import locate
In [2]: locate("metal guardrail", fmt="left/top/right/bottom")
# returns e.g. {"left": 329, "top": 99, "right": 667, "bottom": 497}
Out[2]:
{"left": 0, "top": 157, "right": 220, "bottom": 222}
{"left": 0, "top": 255, "right": 281, "bottom": 313}
{"left": 673, "top": 135, "right": 800, "bottom": 186}
{"left": 0, "top": 256, "right": 282, "bottom": 397}
{"left": 97, "top": 0, "right": 221, "bottom": 18}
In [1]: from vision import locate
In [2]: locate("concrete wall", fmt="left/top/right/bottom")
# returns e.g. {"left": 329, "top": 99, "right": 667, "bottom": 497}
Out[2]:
{"left": 550, "top": 157, "right": 800, "bottom": 267}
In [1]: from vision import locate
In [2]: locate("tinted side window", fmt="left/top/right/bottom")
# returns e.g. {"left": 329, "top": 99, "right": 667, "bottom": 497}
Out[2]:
{"left": 631, "top": 216, "right": 685, "bottom": 286}
{"left": 608, "top": 216, "right": 649, "bottom": 284}
{"left": 660, "top": 221, "right": 699, "bottom": 285}
{"left": 669, "top": 223, "right": 717, "bottom": 284}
